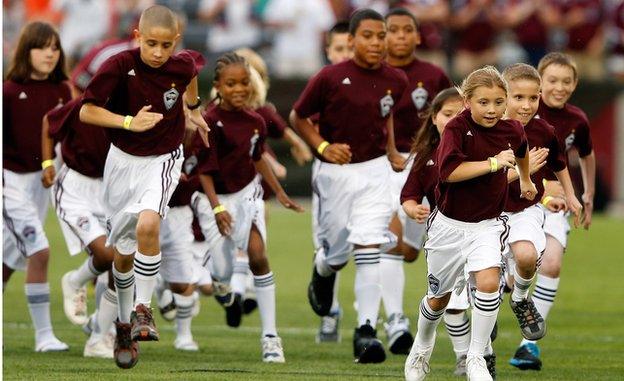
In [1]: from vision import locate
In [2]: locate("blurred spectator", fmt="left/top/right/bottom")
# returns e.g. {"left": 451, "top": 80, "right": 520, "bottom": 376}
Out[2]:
{"left": 263, "top": 0, "right": 335, "bottom": 78}
{"left": 3, "top": 1, "right": 26, "bottom": 63}
{"left": 198, "top": 0, "right": 261, "bottom": 54}
{"left": 23, "top": 0, "right": 62, "bottom": 22}
{"left": 607, "top": 0, "right": 624, "bottom": 80}
{"left": 350, "top": 0, "right": 390, "bottom": 15}
{"left": 399, "top": 0, "right": 450, "bottom": 70}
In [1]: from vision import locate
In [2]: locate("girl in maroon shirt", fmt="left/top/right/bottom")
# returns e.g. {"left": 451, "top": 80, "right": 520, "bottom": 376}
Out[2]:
{"left": 2, "top": 21, "right": 72, "bottom": 353}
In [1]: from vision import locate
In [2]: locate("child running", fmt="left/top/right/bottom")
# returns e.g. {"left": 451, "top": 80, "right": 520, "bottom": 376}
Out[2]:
{"left": 3, "top": 21, "right": 73, "bottom": 352}
{"left": 404, "top": 66, "right": 537, "bottom": 381}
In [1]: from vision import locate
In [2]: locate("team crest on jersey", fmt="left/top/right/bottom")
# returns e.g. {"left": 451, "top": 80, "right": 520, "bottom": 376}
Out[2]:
{"left": 380, "top": 90, "right": 394, "bottom": 117}
{"left": 77, "top": 216, "right": 91, "bottom": 231}
{"left": 184, "top": 155, "right": 198, "bottom": 175}
{"left": 565, "top": 130, "right": 575, "bottom": 151}
{"left": 411, "top": 83, "right": 428, "bottom": 110}
{"left": 428, "top": 273, "right": 440, "bottom": 294}
{"left": 22, "top": 225, "right": 36, "bottom": 243}
{"left": 426, "top": 159, "right": 435, "bottom": 166}
{"left": 249, "top": 130, "right": 260, "bottom": 157}
{"left": 163, "top": 87, "right": 179, "bottom": 110}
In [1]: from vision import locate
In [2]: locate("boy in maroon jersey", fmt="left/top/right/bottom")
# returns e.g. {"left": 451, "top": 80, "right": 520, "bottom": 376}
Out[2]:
{"left": 509, "top": 52, "right": 595, "bottom": 370}
{"left": 381, "top": 7, "right": 452, "bottom": 355}
{"left": 3, "top": 21, "right": 72, "bottom": 353}
{"left": 291, "top": 9, "right": 408, "bottom": 363}
{"left": 79, "top": 5, "right": 208, "bottom": 369}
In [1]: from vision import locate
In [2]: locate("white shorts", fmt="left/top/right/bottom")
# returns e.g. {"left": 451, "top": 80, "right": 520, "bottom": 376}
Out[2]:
{"left": 103, "top": 144, "right": 183, "bottom": 254}
{"left": 159, "top": 206, "right": 195, "bottom": 284}
{"left": 190, "top": 240, "right": 212, "bottom": 286}
{"left": 192, "top": 177, "right": 266, "bottom": 282}
{"left": 446, "top": 274, "right": 471, "bottom": 311}
{"left": 3, "top": 169, "right": 50, "bottom": 271}
{"left": 424, "top": 210, "right": 509, "bottom": 298}
{"left": 52, "top": 165, "right": 107, "bottom": 256}
{"left": 311, "top": 158, "right": 321, "bottom": 249}
{"left": 388, "top": 154, "right": 427, "bottom": 250}
{"left": 542, "top": 206, "right": 570, "bottom": 248}
{"left": 314, "top": 156, "right": 396, "bottom": 266}
{"left": 504, "top": 205, "right": 546, "bottom": 262}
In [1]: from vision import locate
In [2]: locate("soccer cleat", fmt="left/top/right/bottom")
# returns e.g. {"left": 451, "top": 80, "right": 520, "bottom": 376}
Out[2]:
{"left": 130, "top": 304, "right": 159, "bottom": 341}
{"left": 384, "top": 313, "right": 414, "bottom": 355}
{"left": 174, "top": 337, "right": 199, "bottom": 351}
{"left": 35, "top": 337, "right": 69, "bottom": 352}
{"left": 509, "top": 298, "right": 546, "bottom": 340}
{"left": 243, "top": 297, "right": 258, "bottom": 315}
{"left": 353, "top": 323, "right": 386, "bottom": 364}
{"left": 509, "top": 342, "right": 542, "bottom": 370}
{"left": 316, "top": 309, "right": 341, "bottom": 343}
{"left": 466, "top": 355, "right": 493, "bottom": 381}
{"left": 158, "top": 289, "right": 177, "bottom": 321}
{"left": 404, "top": 340, "right": 434, "bottom": 381}
{"left": 261, "top": 335, "right": 285, "bottom": 363}
{"left": 61, "top": 271, "right": 88, "bottom": 325}
{"left": 453, "top": 354, "right": 467, "bottom": 376}
{"left": 84, "top": 337, "right": 114, "bottom": 358}
{"left": 484, "top": 352, "right": 497, "bottom": 380}
{"left": 114, "top": 321, "right": 139, "bottom": 369}
{"left": 225, "top": 293, "right": 243, "bottom": 327}
{"left": 307, "top": 265, "right": 336, "bottom": 317}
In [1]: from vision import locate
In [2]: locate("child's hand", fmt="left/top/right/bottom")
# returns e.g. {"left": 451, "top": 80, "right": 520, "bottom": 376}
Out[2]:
{"left": 528, "top": 147, "right": 549, "bottom": 175}
{"left": 388, "top": 151, "right": 406, "bottom": 172}
{"left": 566, "top": 194, "right": 583, "bottom": 228}
{"left": 581, "top": 193, "right": 593, "bottom": 230}
{"left": 131, "top": 105, "right": 163, "bottom": 132}
{"left": 402, "top": 200, "right": 430, "bottom": 223}
{"left": 215, "top": 210, "right": 233, "bottom": 236}
{"left": 322, "top": 143, "right": 352, "bottom": 164}
{"left": 520, "top": 179, "right": 537, "bottom": 200}
{"left": 290, "top": 142, "right": 313, "bottom": 166}
{"left": 495, "top": 149, "right": 516, "bottom": 170}
{"left": 277, "top": 192, "right": 304, "bottom": 213}
{"left": 544, "top": 196, "right": 566, "bottom": 212}
{"left": 543, "top": 180, "right": 565, "bottom": 198}
{"left": 187, "top": 109, "right": 210, "bottom": 147}
{"left": 41, "top": 166, "right": 56, "bottom": 188}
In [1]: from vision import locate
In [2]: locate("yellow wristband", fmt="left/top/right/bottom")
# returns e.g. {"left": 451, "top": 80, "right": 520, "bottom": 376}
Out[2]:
{"left": 41, "top": 159, "right": 54, "bottom": 170}
{"left": 316, "top": 141, "right": 330, "bottom": 155}
{"left": 123, "top": 115, "right": 133, "bottom": 130}
{"left": 213, "top": 205, "right": 226, "bottom": 214}
{"left": 542, "top": 196, "right": 554, "bottom": 206}
{"left": 542, "top": 178, "right": 548, "bottom": 187}
{"left": 488, "top": 157, "right": 498, "bottom": 172}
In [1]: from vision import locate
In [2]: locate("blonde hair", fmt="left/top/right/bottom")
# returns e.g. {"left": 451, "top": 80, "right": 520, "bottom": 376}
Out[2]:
{"left": 537, "top": 52, "right": 578, "bottom": 81}
{"left": 459, "top": 65, "right": 508, "bottom": 99}
{"left": 503, "top": 63, "right": 541, "bottom": 86}
{"left": 234, "top": 48, "right": 269, "bottom": 89}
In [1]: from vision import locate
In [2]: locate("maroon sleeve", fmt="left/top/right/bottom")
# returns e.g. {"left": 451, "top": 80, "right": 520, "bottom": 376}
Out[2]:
{"left": 262, "top": 104, "right": 288, "bottom": 139}
{"left": 293, "top": 69, "right": 326, "bottom": 118}
{"left": 178, "top": 49, "right": 206, "bottom": 77}
{"left": 546, "top": 128, "right": 567, "bottom": 173}
{"left": 82, "top": 54, "right": 123, "bottom": 106}
{"left": 46, "top": 100, "right": 78, "bottom": 140}
{"left": 437, "top": 121, "right": 468, "bottom": 181}
{"left": 400, "top": 166, "right": 425, "bottom": 204}
{"left": 252, "top": 117, "right": 267, "bottom": 161}
{"left": 575, "top": 115, "right": 593, "bottom": 157}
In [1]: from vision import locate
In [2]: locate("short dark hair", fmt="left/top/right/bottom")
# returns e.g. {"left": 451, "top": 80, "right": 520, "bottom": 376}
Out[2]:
{"left": 327, "top": 21, "right": 350, "bottom": 45}
{"left": 385, "top": 7, "right": 419, "bottom": 28}
{"left": 349, "top": 8, "right": 384, "bottom": 35}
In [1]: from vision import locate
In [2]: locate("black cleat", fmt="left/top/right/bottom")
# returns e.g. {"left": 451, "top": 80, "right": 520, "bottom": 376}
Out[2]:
{"left": 353, "top": 323, "right": 386, "bottom": 364}
{"left": 225, "top": 293, "right": 243, "bottom": 327}
{"left": 242, "top": 297, "right": 258, "bottom": 315}
{"left": 307, "top": 265, "right": 336, "bottom": 317}
{"left": 509, "top": 343, "right": 542, "bottom": 370}
{"left": 114, "top": 320, "right": 139, "bottom": 369}
{"left": 509, "top": 297, "right": 546, "bottom": 340}
{"left": 484, "top": 352, "right": 497, "bottom": 380}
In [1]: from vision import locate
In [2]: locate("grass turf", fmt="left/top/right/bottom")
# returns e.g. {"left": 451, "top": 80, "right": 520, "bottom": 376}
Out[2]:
{"left": 3, "top": 206, "right": 624, "bottom": 380}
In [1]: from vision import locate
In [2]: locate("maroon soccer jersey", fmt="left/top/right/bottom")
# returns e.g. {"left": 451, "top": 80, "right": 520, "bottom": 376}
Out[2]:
{"left": 71, "top": 38, "right": 134, "bottom": 92}
{"left": 82, "top": 48, "right": 205, "bottom": 156}
{"left": 537, "top": 100, "right": 593, "bottom": 157}
{"left": 400, "top": 150, "right": 439, "bottom": 209}
{"left": 47, "top": 98, "right": 110, "bottom": 178}
{"left": 505, "top": 117, "right": 566, "bottom": 213}
{"left": 3, "top": 79, "right": 72, "bottom": 173}
{"left": 436, "top": 109, "right": 528, "bottom": 222}
{"left": 197, "top": 105, "right": 267, "bottom": 194}
{"left": 392, "top": 58, "right": 451, "bottom": 152}
{"left": 293, "top": 59, "right": 408, "bottom": 163}
{"left": 255, "top": 103, "right": 287, "bottom": 139}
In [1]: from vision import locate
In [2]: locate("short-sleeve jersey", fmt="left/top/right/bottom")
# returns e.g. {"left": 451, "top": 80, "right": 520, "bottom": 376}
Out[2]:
{"left": 400, "top": 149, "right": 439, "bottom": 209}
{"left": 255, "top": 103, "right": 287, "bottom": 139}
{"left": 71, "top": 38, "right": 134, "bottom": 92}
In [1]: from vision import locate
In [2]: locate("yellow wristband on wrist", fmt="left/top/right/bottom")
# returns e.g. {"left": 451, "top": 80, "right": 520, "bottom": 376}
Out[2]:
{"left": 542, "top": 196, "right": 554, "bottom": 206}
{"left": 213, "top": 205, "right": 226, "bottom": 214}
{"left": 317, "top": 141, "right": 330, "bottom": 155}
{"left": 488, "top": 157, "right": 498, "bottom": 172}
{"left": 41, "top": 159, "right": 54, "bottom": 170}
{"left": 123, "top": 115, "right": 133, "bottom": 130}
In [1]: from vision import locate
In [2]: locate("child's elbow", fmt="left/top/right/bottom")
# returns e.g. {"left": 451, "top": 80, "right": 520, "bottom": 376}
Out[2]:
{"left": 78, "top": 104, "right": 91, "bottom": 123}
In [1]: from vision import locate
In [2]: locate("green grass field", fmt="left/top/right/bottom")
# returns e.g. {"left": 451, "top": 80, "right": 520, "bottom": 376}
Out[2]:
{"left": 3, "top": 205, "right": 624, "bottom": 380}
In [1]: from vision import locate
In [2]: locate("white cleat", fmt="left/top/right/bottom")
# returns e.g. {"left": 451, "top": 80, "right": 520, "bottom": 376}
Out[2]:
{"left": 466, "top": 355, "right": 493, "bottom": 381}
{"left": 36, "top": 337, "right": 69, "bottom": 352}
{"left": 61, "top": 271, "right": 88, "bottom": 325}
{"left": 83, "top": 337, "right": 114, "bottom": 358}
{"left": 261, "top": 336, "right": 285, "bottom": 363}
{"left": 174, "top": 337, "right": 199, "bottom": 352}
{"left": 404, "top": 342, "right": 434, "bottom": 381}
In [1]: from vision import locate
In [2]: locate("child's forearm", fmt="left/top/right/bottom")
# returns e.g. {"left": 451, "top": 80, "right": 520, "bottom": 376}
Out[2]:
{"left": 515, "top": 149, "right": 531, "bottom": 182}
{"left": 446, "top": 160, "right": 491, "bottom": 182}
{"left": 289, "top": 109, "right": 325, "bottom": 150}
{"left": 579, "top": 151, "right": 596, "bottom": 198}
{"left": 79, "top": 103, "right": 125, "bottom": 129}
{"left": 184, "top": 76, "right": 200, "bottom": 106}
{"left": 199, "top": 174, "right": 221, "bottom": 209}
{"left": 41, "top": 115, "right": 55, "bottom": 162}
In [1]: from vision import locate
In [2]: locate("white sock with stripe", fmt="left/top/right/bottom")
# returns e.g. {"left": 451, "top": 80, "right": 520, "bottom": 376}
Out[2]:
{"left": 90, "top": 288, "right": 117, "bottom": 342}
{"left": 174, "top": 293, "right": 195, "bottom": 341}
{"left": 69, "top": 256, "right": 103, "bottom": 289}
{"left": 134, "top": 251, "right": 161, "bottom": 307}
{"left": 231, "top": 257, "right": 249, "bottom": 295}
{"left": 444, "top": 311, "right": 470, "bottom": 358}
{"left": 25, "top": 283, "right": 55, "bottom": 344}
{"left": 415, "top": 296, "right": 444, "bottom": 348}
{"left": 380, "top": 253, "right": 404, "bottom": 317}
{"left": 468, "top": 290, "right": 500, "bottom": 357}
{"left": 512, "top": 269, "right": 534, "bottom": 302}
{"left": 94, "top": 273, "right": 108, "bottom": 309}
{"left": 254, "top": 272, "right": 277, "bottom": 337}
{"left": 353, "top": 248, "right": 381, "bottom": 327}
{"left": 112, "top": 266, "right": 134, "bottom": 323}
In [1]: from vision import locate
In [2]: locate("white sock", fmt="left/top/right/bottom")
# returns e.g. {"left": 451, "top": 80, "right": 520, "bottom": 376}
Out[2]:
{"left": 522, "top": 274, "right": 559, "bottom": 346}
{"left": 91, "top": 288, "right": 117, "bottom": 342}
{"left": 254, "top": 272, "right": 277, "bottom": 337}
{"left": 134, "top": 251, "right": 161, "bottom": 307}
{"left": 314, "top": 248, "right": 334, "bottom": 277}
{"left": 380, "top": 253, "right": 404, "bottom": 317}
{"left": 415, "top": 296, "right": 444, "bottom": 348}
{"left": 330, "top": 272, "right": 340, "bottom": 313}
{"left": 468, "top": 290, "right": 500, "bottom": 357}
{"left": 231, "top": 257, "right": 249, "bottom": 295}
{"left": 68, "top": 256, "right": 102, "bottom": 289}
{"left": 353, "top": 248, "right": 381, "bottom": 327}
{"left": 173, "top": 293, "right": 195, "bottom": 340}
{"left": 95, "top": 273, "right": 108, "bottom": 308}
{"left": 444, "top": 311, "right": 470, "bottom": 358}
{"left": 112, "top": 266, "right": 135, "bottom": 323}
{"left": 25, "top": 283, "right": 55, "bottom": 343}
{"left": 512, "top": 269, "right": 534, "bottom": 302}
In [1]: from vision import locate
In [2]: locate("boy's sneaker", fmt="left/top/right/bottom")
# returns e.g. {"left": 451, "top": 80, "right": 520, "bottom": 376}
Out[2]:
{"left": 84, "top": 337, "right": 113, "bottom": 358}
{"left": 509, "top": 298, "right": 546, "bottom": 340}
{"left": 174, "top": 336, "right": 199, "bottom": 351}
{"left": 307, "top": 265, "right": 335, "bottom": 317}
{"left": 353, "top": 323, "right": 386, "bottom": 364}
{"left": 261, "top": 335, "right": 285, "bottom": 363}
{"left": 404, "top": 339, "right": 434, "bottom": 381}
{"left": 35, "top": 336, "right": 69, "bottom": 352}
{"left": 384, "top": 313, "right": 413, "bottom": 355}
{"left": 130, "top": 304, "right": 159, "bottom": 341}
{"left": 61, "top": 271, "right": 88, "bottom": 325}
{"left": 484, "top": 352, "right": 496, "bottom": 379}
{"left": 509, "top": 342, "right": 542, "bottom": 370}
{"left": 114, "top": 321, "right": 139, "bottom": 369}
{"left": 466, "top": 355, "right": 492, "bottom": 381}
{"left": 316, "top": 309, "right": 341, "bottom": 343}
{"left": 453, "top": 354, "right": 467, "bottom": 376}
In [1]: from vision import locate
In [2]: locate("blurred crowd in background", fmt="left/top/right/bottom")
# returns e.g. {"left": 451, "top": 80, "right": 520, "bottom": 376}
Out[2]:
{"left": 4, "top": 0, "right": 624, "bottom": 81}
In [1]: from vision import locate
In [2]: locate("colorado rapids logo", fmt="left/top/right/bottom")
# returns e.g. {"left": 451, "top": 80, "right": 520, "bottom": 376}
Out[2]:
{"left": 164, "top": 84, "right": 179, "bottom": 110}
{"left": 22, "top": 225, "right": 36, "bottom": 243}
{"left": 565, "top": 130, "right": 575, "bottom": 151}
{"left": 77, "top": 216, "right": 91, "bottom": 232}
{"left": 411, "top": 82, "right": 428, "bottom": 110}
{"left": 428, "top": 273, "right": 440, "bottom": 294}
{"left": 380, "top": 90, "right": 394, "bottom": 118}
